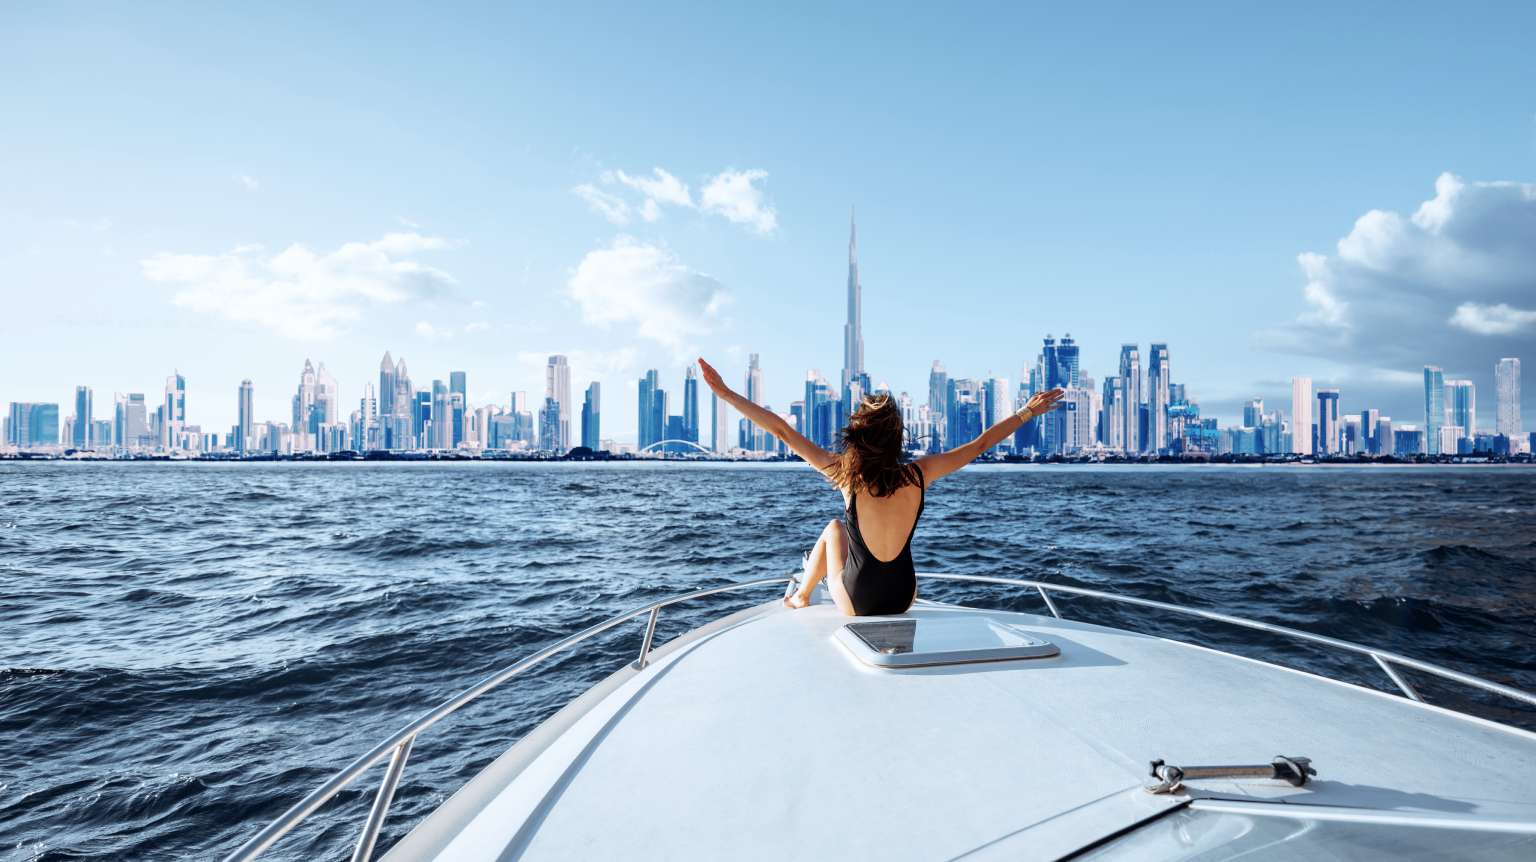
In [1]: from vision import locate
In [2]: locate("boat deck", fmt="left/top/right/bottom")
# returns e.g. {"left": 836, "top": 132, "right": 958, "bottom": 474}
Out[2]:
{"left": 383, "top": 594, "right": 1536, "bottom": 861}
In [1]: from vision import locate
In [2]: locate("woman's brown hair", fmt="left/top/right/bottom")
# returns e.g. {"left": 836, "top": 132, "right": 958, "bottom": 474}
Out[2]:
{"left": 825, "top": 394, "right": 918, "bottom": 497}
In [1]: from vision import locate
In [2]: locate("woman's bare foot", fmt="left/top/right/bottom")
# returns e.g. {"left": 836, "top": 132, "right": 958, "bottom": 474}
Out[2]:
{"left": 784, "top": 591, "right": 810, "bottom": 609}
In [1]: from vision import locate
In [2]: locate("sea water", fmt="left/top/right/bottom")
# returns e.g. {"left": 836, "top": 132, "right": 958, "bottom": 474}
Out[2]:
{"left": 2, "top": 462, "right": 1533, "bottom": 860}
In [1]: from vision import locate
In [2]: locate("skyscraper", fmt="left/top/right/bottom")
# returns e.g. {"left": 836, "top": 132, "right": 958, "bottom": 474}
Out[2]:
{"left": 156, "top": 373, "right": 186, "bottom": 449}
{"left": 982, "top": 378, "right": 1011, "bottom": 453}
{"left": 712, "top": 391, "right": 729, "bottom": 452}
{"left": 379, "top": 352, "right": 398, "bottom": 418}
{"left": 842, "top": 208, "right": 863, "bottom": 392}
{"left": 73, "top": 386, "right": 93, "bottom": 448}
{"left": 928, "top": 361, "right": 947, "bottom": 452}
{"left": 582, "top": 382, "right": 601, "bottom": 450}
{"left": 1423, "top": 366, "right": 1445, "bottom": 455}
{"left": 7, "top": 403, "right": 59, "bottom": 447}
{"left": 450, "top": 371, "right": 466, "bottom": 447}
{"left": 639, "top": 370, "right": 659, "bottom": 449}
{"left": 545, "top": 355, "right": 571, "bottom": 453}
{"left": 1147, "top": 342, "right": 1170, "bottom": 454}
{"left": 1291, "top": 378, "right": 1312, "bottom": 455}
{"left": 1445, "top": 380, "right": 1474, "bottom": 447}
{"left": 946, "top": 378, "right": 983, "bottom": 450}
{"left": 1360, "top": 408, "right": 1380, "bottom": 454}
{"left": 1496, "top": 358, "right": 1521, "bottom": 436}
{"left": 744, "top": 354, "right": 764, "bottom": 450}
{"left": 1243, "top": 398, "right": 1264, "bottom": 428}
{"left": 1316, "top": 390, "right": 1341, "bottom": 455}
{"left": 431, "top": 380, "right": 450, "bottom": 448}
{"left": 238, "top": 379, "right": 254, "bottom": 451}
{"left": 1117, "top": 345, "right": 1142, "bottom": 455}
{"left": 293, "top": 360, "right": 317, "bottom": 451}
{"left": 682, "top": 365, "right": 699, "bottom": 444}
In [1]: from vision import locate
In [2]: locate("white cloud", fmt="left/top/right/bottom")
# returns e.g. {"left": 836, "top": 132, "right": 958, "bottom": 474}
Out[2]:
{"left": 143, "top": 233, "right": 462, "bottom": 340}
{"left": 1449, "top": 302, "right": 1536, "bottom": 335}
{"left": 415, "top": 321, "right": 454, "bottom": 340}
{"left": 1261, "top": 172, "right": 1536, "bottom": 377}
{"left": 572, "top": 166, "right": 777, "bottom": 233}
{"left": 574, "top": 184, "right": 631, "bottom": 224}
{"left": 464, "top": 321, "right": 491, "bottom": 332}
{"left": 566, "top": 236, "right": 731, "bottom": 348}
{"left": 231, "top": 172, "right": 259, "bottom": 191}
{"left": 700, "top": 168, "right": 777, "bottom": 233}
{"left": 615, "top": 168, "right": 694, "bottom": 208}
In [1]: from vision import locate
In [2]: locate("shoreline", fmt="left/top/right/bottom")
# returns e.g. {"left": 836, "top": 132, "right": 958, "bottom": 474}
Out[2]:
{"left": 3, "top": 453, "right": 1532, "bottom": 467}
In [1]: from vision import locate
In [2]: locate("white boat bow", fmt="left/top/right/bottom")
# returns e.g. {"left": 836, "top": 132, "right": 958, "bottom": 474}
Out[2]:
{"left": 224, "top": 574, "right": 1536, "bottom": 862}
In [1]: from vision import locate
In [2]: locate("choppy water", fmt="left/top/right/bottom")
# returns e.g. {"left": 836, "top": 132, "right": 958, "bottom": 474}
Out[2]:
{"left": 3, "top": 463, "right": 1534, "bottom": 861}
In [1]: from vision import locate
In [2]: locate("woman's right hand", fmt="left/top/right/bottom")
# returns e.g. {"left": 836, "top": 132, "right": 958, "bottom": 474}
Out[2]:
{"left": 1022, "top": 388, "right": 1066, "bottom": 418}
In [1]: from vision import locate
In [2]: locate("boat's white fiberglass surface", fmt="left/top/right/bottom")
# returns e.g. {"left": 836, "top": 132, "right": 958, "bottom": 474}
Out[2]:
{"left": 382, "top": 593, "right": 1536, "bottom": 862}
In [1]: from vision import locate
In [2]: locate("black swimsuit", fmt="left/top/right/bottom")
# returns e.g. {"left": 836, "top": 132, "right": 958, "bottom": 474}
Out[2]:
{"left": 842, "top": 466, "right": 925, "bottom": 616}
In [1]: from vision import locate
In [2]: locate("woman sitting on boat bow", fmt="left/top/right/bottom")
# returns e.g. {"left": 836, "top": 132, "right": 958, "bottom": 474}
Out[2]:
{"left": 698, "top": 358, "right": 1064, "bottom": 616}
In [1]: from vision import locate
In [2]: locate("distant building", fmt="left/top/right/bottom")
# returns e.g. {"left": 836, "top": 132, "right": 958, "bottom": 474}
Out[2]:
{"left": 1316, "top": 390, "right": 1341, "bottom": 455}
{"left": 6, "top": 402, "right": 59, "bottom": 447}
{"left": 582, "top": 382, "right": 601, "bottom": 450}
{"left": 1117, "top": 345, "right": 1142, "bottom": 454}
{"left": 1243, "top": 398, "right": 1264, "bottom": 428}
{"left": 982, "top": 378, "right": 1011, "bottom": 453}
{"left": 1290, "top": 378, "right": 1312, "bottom": 455}
{"left": 639, "top": 370, "right": 664, "bottom": 450}
{"left": 73, "top": 386, "right": 93, "bottom": 448}
{"left": 744, "top": 354, "right": 766, "bottom": 451}
{"left": 1496, "top": 358, "right": 1521, "bottom": 437}
{"left": 1438, "top": 425, "right": 1464, "bottom": 456}
{"left": 945, "top": 378, "right": 983, "bottom": 450}
{"left": 682, "top": 365, "right": 699, "bottom": 444}
{"left": 1445, "top": 380, "right": 1474, "bottom": 446}
{"left": 1394, "top": 425, "right": 1426, "bottom": 456}
{"left": 927, "top": 361, "right": 948, "bottom": 453}
{"left": 1423, "top": 366, "right": 1445, "bottom": 455}
{"left": 1146, "top": 342, "right": 1170, "bottom": 453}
{"left": 238, "top": 379, "right": 254, "bottom": 451}
{"left": 842, "top": 209, "right": 864, "bottom": 394}
{"left": 805, "top": 371, "right": 838, "bottom": 450}
{"left": 1360, "top": 408, "right": 1380, "bottom": 454}
{"left": 711, "top": 391, "right": 729, "bottom": 453}
{"left": 450, "top": 371, "right": 467, "bottom": 447}
{"left": 545, "top": 355, "right": 571, "bottom": 452}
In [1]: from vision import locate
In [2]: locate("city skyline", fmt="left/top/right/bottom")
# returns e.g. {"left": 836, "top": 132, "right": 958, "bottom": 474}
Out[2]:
{"left": 4, "top": 212, "right": 1531, "bottom": 456}
{"left": 5, "top": 5, "right": 1536, "bottom": 448}
{"left": 6, "top": 324, "right": 1526, "bottom": 458}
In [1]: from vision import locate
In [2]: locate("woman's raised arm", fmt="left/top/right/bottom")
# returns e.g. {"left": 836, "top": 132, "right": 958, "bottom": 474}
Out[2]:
{"left": 915, "top": 388, "right": 1065, "bottom": 484}
{"left": 697, "top": 358, "right": 837, "bottom": 472}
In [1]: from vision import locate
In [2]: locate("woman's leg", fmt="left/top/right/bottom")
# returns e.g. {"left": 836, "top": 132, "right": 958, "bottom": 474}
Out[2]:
{"left": 787, "top": 520, "right": 854, "bottom": 615}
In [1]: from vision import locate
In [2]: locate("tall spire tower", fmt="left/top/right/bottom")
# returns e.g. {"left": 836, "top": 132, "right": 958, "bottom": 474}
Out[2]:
{"left": 842, "top": 207, "right": 863, "bottom": 390}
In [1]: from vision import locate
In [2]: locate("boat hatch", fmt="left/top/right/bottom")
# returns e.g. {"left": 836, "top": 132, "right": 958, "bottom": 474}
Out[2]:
{"left": 835, "top": 616, "right": 1059, "bottom": 667}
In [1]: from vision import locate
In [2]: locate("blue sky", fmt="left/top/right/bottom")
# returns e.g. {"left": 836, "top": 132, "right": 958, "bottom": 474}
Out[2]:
{"left": 3, "top": 2, "right": 1535, "bottom": 441}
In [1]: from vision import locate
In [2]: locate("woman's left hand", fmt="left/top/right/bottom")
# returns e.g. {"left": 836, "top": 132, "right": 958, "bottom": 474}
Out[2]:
{"left": 697, "top": 358, "right": 734, "bottom": 399}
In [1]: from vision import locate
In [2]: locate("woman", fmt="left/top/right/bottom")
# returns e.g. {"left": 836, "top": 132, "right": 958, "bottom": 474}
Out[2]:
{"left": 698, "top": 358, "right": 1064, "bottom": 616}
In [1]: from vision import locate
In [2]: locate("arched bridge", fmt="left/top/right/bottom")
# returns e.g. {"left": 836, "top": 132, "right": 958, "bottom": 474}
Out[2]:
{"left": 637, "top": 439, "right": 712, "bottom": 454}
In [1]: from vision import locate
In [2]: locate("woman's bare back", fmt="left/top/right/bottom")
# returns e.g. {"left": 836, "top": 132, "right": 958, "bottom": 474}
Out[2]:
{"left": 841, "top": 481, "right": 924, "bottom": 562}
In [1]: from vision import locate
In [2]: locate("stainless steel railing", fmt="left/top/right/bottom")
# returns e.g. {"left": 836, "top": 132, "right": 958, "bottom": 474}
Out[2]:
{"left": 220, "top": 576, "right": 797, "bottom": 862}
{"left": 917, "top": 572, "right": 1536, "bottom": 708}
